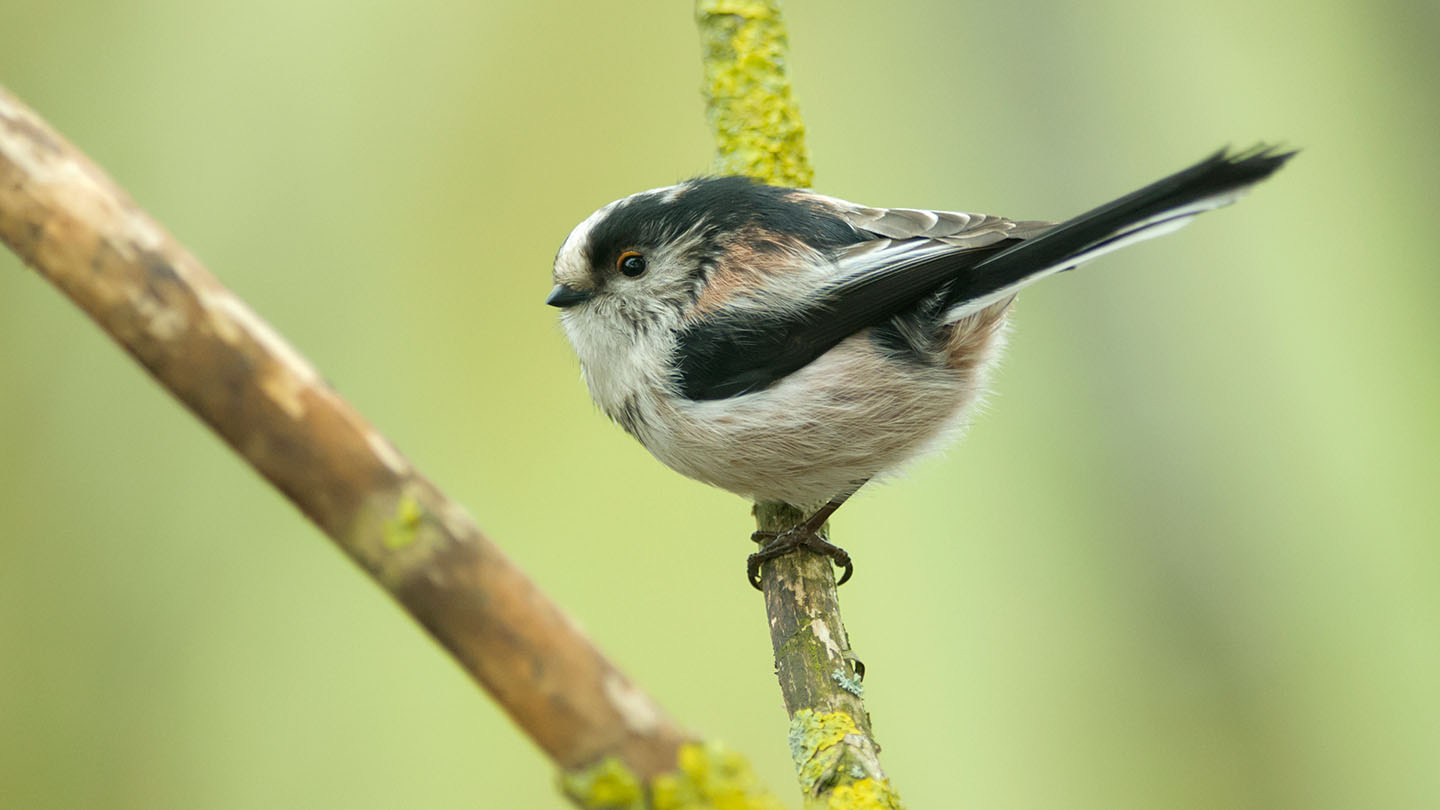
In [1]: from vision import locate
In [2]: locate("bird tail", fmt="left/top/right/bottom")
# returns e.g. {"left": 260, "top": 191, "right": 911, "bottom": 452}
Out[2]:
{"left": 944, "top": 145, "right": 1295, "bottom": 320}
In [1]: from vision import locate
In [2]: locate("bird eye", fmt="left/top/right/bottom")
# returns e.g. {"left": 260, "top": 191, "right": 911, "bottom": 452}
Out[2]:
{"left": 617, "top": 251, "right": 647, "bottom": 277}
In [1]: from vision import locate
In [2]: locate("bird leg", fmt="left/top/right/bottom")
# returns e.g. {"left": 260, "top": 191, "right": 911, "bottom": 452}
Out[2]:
{"left": 748, "top": 484, "right": 865, "bottom": 590}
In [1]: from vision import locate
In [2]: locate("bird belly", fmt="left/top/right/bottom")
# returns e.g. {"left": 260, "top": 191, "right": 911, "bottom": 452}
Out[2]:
{"left": 643, "top": 313, "right": 1009, "bottom": 506}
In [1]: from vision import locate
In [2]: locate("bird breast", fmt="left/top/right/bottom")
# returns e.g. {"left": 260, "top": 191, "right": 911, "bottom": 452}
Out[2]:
{"left": 636, "top": 318, "right": 1010, "bottom": 506}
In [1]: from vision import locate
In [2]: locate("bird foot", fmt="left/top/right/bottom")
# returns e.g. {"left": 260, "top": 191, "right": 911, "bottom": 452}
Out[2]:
{"left": 747, "top": 526, "right": 854, "bottom": 590}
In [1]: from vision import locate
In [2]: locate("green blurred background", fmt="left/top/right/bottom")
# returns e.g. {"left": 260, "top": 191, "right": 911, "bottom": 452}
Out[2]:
{"left": 2, "top": 0, "right": 1437, "bottom": 807}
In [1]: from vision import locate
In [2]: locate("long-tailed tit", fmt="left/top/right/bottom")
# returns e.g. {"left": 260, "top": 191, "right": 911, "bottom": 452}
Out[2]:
{"left": 548, "top": 147, "right": 1292, "bottom": 588}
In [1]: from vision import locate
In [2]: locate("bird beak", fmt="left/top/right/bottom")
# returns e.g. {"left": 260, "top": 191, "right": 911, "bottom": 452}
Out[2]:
{"left": 546, "top": 284, "right": 594, "bottom": 308}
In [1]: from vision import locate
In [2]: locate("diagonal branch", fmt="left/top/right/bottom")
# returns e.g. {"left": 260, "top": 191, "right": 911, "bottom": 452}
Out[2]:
{"left": 697, "top": 1, "right": 904, "bottom": 806}
{"left": 0, "top": 85, "right": 688, "bottom": 782}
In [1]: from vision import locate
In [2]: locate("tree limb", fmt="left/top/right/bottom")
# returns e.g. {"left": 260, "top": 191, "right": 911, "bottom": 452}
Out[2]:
{"left": 698, "top": 1, "right": 904, "bottom": 806}
{"left": 0, "top": 85, "right": 690, "bottom": 781}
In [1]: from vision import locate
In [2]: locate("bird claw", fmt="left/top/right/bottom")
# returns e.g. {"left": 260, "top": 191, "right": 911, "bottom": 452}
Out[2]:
{"left": 747, "top": 526, "right": 854, "bottom": 590}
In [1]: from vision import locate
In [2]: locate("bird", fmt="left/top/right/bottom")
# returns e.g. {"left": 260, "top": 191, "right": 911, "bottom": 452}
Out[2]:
{"left": 546, "top": 147, "right": 1293, "bottom": 589}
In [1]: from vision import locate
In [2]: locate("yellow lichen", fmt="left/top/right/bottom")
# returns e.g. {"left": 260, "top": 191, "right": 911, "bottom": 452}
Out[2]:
{"left": 564, "top": 743, "right": 786, "bottom": 810}
{"left": 787, "top": 709, "right": 858, "bottom": 795}
{"left": 560, "top": 757, "right": 645, "bottom": 810}
{"left": 828, "top": 779, "right": 904, "bottom": 810}
{"left": 381, "top": 493, "right": 422, "bottom": 550}
{"left": 696, "top": 0, "right": 813, "bottom": 187}
{"left": 652, "top": 742, "right": 788, "bottom": 810}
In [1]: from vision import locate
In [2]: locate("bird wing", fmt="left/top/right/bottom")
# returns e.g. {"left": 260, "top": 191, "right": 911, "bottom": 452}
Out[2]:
{"left": 672, "top": 147, "right": 1294, "bottom": 401}
{"left": 671, "top": 234, "right": 1015, "bottom": 400}
{"left": 830, "top": 199, "right": 1052, "bottom": 247}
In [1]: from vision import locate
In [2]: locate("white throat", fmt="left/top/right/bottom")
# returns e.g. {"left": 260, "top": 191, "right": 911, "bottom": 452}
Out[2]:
{"left": 562, "top": 309, "right": 674, "bottom": 420}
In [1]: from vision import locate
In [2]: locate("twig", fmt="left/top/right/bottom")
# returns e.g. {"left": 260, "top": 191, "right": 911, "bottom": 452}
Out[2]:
{"left": 698, "top": 1, "right": 904, "bottom": 806}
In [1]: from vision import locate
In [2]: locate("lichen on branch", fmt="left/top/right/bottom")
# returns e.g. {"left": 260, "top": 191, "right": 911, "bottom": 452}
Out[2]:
{"left": 696, "top": 1, "right": 904, "bottom": 805}
{"left": 563, "top": 743, "right": 788, "bottom": 810}
{"left": 697, "top": 0, "right": 814, "bottom": 188}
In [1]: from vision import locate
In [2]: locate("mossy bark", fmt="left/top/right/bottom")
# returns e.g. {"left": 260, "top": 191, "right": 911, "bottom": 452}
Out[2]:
{"left": 697, "top": 0, "right": 814, "bottom": 189}
{"left": 755, "top": 504, "right": 901, "bottom": 808}
{"left": 754, "top": 503, "right": 868, "bottom": 723}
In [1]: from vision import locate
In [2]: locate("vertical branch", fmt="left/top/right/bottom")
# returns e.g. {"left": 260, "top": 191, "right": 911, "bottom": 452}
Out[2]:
{"left": 755, "top": 503, "right": 896, "bottom": 808}
{"left": 697, "top": 0, "right": 814, "bottom": 188}
{"left": 697, "top": 3, "right": 904, "bottom": 807}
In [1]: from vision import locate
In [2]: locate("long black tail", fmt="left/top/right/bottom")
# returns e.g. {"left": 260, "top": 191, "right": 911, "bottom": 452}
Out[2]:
{"left": 944, "top": 145, "right": 1296, "bottom": 318}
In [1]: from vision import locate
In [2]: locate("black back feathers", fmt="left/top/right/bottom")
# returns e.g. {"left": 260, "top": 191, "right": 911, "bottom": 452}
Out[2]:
{"left": 672, "top": 147, "right": 1295, "bottom": 400}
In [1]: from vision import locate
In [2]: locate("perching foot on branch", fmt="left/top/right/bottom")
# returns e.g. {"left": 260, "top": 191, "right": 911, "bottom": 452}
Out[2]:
{"left": 747, "top": 489, "right": 860, "bottom": 590}
{"left": 748, "top": 526, "right": 853, "bottom": 590}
